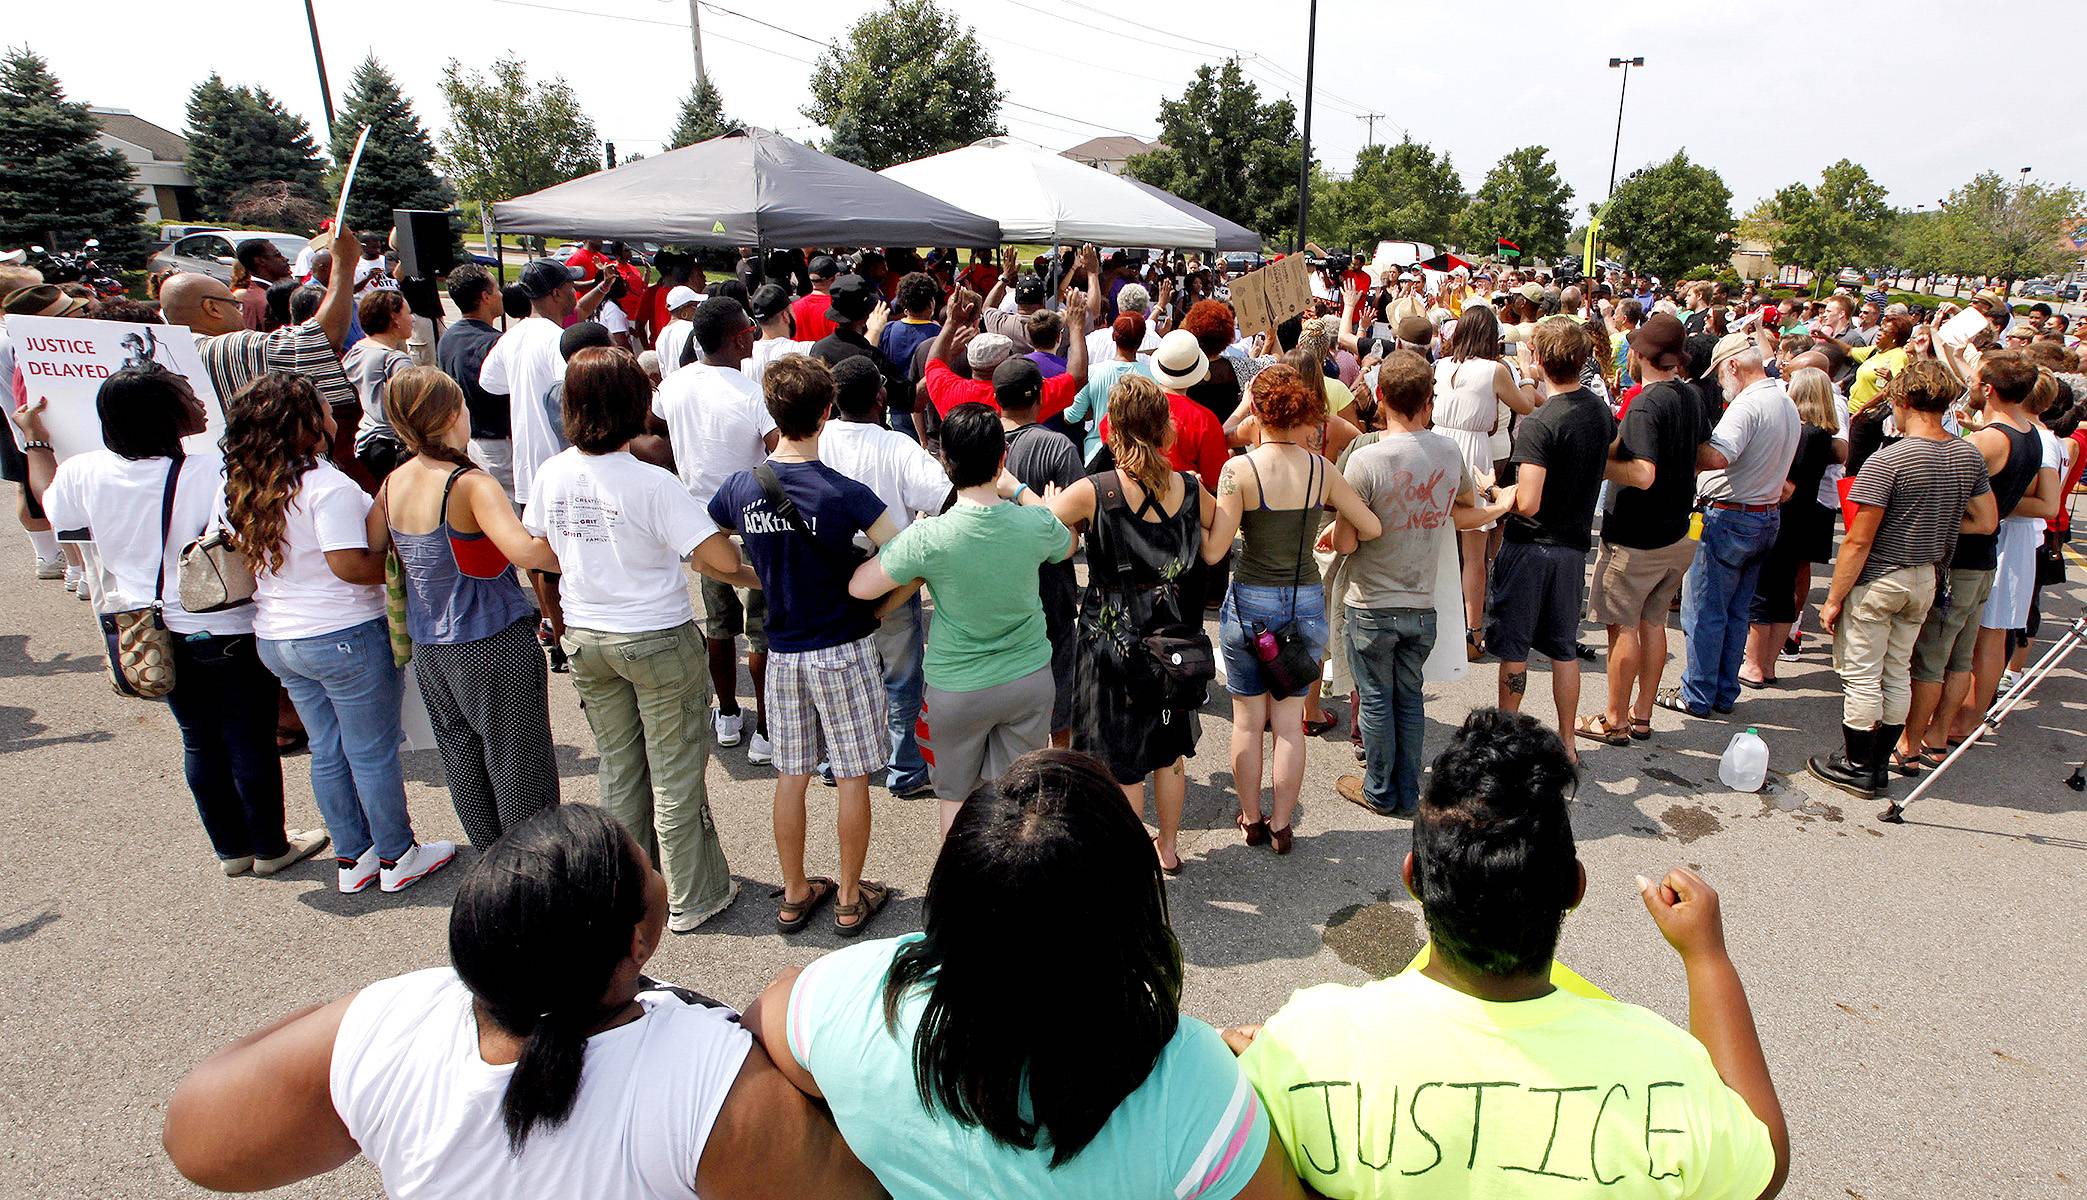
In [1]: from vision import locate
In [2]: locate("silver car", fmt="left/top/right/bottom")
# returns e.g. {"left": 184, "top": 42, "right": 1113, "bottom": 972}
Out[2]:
{"left": 148, "top": 230, "right": 309, "bottom": 283}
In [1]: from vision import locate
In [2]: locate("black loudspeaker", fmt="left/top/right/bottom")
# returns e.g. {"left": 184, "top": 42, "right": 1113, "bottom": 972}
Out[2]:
{"left": 392, "top": 209, "right": 455, "bottom": 279}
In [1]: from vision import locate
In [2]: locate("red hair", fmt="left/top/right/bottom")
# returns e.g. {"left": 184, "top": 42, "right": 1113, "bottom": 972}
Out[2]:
{"left": 1249, "top": 363, "right": 1319, "bottom": 431}
{"left": 1180, "top": 300, "right": 1236, "bottom": 354}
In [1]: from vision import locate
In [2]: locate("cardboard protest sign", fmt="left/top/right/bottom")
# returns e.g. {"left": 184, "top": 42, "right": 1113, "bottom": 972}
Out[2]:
{"left": 1227, "top": 255, "right": 1316, "bottom": 340}
{"left": 9, "top": 316, "right": 225, "bottom": 460}
{"left": 1230, "top": 265, "right": 1275, "bottom": 339}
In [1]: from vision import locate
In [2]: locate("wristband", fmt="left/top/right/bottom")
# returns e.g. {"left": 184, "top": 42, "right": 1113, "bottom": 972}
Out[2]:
{"left": 23, "top": 440, "right": 52, "bottom": 451}
{"left": 1012, "top": 482, "right": 1029, "bottom": 500}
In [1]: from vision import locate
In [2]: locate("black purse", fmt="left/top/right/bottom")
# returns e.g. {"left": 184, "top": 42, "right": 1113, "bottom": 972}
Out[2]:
{"left": 1249, "top": 452, "right": 1322, "bottom": 700}
{"left": 1095, "top": 471, "right": 1215, "bottom": 721}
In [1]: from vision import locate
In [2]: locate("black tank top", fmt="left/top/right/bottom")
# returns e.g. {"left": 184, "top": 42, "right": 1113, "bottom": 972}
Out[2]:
{"left": 1954, "top": 423, "right": 2042, "bottom": 571}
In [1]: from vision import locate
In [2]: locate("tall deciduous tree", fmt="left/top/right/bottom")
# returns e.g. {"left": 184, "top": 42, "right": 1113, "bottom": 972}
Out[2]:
{"left": 1455, "top": 146, "right": 1573, "bottom": 261}
{"left": 669, "top": 76, "right": 734, "bottom": 149}
{"left": 1939, "top": 170, "right": 2084, "bottom": 293}
{"left": 1602, "top": 150, "right": 1734, "bottom": 280}
{"left": 327, "top": 55, "right": 452, "bottom": 236}
{"left": 436, "top": 56, "right": 599, "bottom": 207}
{"left": 802, "top": 0, "right": 1001, "bottom": 171}
{"left": 1309, "top": 138, "right": 1465, "bottom": 251}
{"left": 1741, "top": 159, "right": 1891, "bottom": 295}
{"left": 1130, "top": 59, "right": 1296, "bottom": 245}
{"left": 0, "top": 46, "right": 152, "bottom": 265}
{"left": 183, "top": 76, "right": 327, "bottom": 222}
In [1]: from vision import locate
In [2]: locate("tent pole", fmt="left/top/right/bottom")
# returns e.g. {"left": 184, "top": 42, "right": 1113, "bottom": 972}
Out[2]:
{"left": 492, "top": 209, "right": 506, "bottom": 332}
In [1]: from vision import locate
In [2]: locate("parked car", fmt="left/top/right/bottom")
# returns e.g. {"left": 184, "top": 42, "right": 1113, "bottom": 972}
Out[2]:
{"left": 2020, "top": 278, "right": 2060, "bottom": 298}
{"left": 147, "top": 229, "right": 309, "bottom": 283}
{"left": 2060, "top": 282, "right": 2080, "bottom": 302}
{"left": 1835, "top": 267, "right": 1865, "bottom": 286}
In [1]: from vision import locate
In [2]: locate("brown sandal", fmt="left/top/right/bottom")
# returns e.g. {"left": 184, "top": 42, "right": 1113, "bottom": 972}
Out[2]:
{"left": 833, "top": 880, "right": 891, "bottom": 938}
{"left": 1628, "top": 718, "right": 1653, "bottom": 741}
{"left": 773, "top": 876, "right": 836, "bottom": 934}
{"left": 1238, "top": 816, "right": 1270, "bottom": 846}
{"left": 1269, "top": 824, "right": 1293, "bottom": 855}
{"left": 1575, "top": 714, "right": 1632, "bottom": 746}
{"left": 1152, "top": 836, "right": 1183, "bottom": 877}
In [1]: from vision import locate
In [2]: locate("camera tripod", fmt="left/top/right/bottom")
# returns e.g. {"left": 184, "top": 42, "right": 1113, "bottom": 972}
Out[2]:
{"left": 1882, "top": 612, "right": 2087, "bottom": 823}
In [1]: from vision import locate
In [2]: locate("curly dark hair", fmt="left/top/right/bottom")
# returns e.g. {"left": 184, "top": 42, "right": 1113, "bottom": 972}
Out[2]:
{"left": 221, "top": 374, "right": 330, "bottom": 574}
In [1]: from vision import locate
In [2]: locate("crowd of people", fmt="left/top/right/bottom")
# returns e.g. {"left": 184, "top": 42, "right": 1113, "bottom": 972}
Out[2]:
{"left": 1, "top": 210, "right": 2081, "bottom": 1197}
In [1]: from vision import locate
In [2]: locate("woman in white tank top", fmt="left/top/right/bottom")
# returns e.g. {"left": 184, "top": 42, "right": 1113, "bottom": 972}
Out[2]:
{"left": 1432, "top": 305, "right": 1536, "bottom": 655}
{"left": 162, "top": 806, "right": 881, "bottom": 1200}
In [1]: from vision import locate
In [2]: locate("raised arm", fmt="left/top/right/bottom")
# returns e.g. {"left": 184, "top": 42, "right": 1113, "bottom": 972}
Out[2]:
{"left": 315, "top": 225, "right": 360, "bottom": 351}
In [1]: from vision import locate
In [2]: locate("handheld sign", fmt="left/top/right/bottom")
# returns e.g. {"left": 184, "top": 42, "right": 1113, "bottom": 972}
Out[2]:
{"left": 333, "top": 125, "right": 372, "bottom": 234}
{"left": 8, "top": 316, "right": 225, "bottom": 460}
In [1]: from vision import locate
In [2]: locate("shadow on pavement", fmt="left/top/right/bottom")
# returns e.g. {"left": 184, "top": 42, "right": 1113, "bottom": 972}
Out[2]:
{"left": 293, "top": 849, "right": 474, "bottom": 915}
{"left": 0, "top": 704, "right": 112, "bottom": 754}
{"left": 0, "top": 908, "right": 60, "bottom": 944}
{"left": 0, "top": 632, "right": 103, "bottom": 679}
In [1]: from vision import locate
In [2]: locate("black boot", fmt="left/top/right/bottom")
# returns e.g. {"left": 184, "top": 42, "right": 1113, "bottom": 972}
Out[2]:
{"left": 1808, "top": 723, "right": 1877, "bottom": 798}
{"left": 1872, "top": 722, "right": 1905, "bottom": 795}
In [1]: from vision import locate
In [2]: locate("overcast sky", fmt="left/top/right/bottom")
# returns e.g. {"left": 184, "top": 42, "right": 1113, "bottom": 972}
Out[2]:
{"left": 17, "top": 0, "right": 2083, "bottom": 218}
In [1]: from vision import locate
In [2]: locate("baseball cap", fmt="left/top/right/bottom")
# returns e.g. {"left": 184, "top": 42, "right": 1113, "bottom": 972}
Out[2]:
{"left": 828, "top": 274, "right": 879, "bottom": 322}
{"left": 750, "top": 283, "right": 792, "bottom": 321}
{"left": 1702, "top": 331, "right": 1754, "bottom": 379}
{"left": 519, "top": 259, "right": 578, "bottom": 300}
{"left": 1515, "top": 282, "right": 1545, "bottom": 304}
{"left": 1631, "top": 312, "right": 1688, "bottom": 373}
{"left": 992, "top": 357, "right": 1044, "bottom": 408}
{"left": 665, "top": 285, "right": 703, "bottom": 312}
{"left": 807, "top": 254, "right": 839, "bottom": 280}
{"left": 1013, "top": 274, "right": 1048, "bottom": 306}
{"left": 968, "top": 332, "right": 1015, "bottom": 371}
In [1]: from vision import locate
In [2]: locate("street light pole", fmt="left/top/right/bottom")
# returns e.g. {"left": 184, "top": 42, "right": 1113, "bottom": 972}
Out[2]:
{"left": 1605, "top": 56, "right": 1643, "bottom": 198}
{"left": 1293, "top": 0, "right": 1319, "bottom": 254}
{"left": 303, "top": 0, "right": 336, "bottom": 137}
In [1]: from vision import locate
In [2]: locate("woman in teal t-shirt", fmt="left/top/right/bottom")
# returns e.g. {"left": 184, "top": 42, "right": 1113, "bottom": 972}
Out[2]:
{"left": 747, "top": 749, "right": 1300, "bottom": 1200}
{"left": 851, "top": 403, "right": 1076, "bottom": 833}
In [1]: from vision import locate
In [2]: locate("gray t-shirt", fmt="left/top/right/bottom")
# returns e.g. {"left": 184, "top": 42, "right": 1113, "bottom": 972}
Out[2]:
{"left": 344, "top": 340, "right": 412, "bottom": 452}
{"left": 1341, "top": 429, "right": 1471, "bottom": 610}
{"left": 1697, "top": 377, "right": 1801, "bottom": 504}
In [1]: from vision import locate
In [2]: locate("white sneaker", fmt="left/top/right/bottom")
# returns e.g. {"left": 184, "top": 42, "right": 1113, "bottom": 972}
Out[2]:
{"left": 713, "top": 709, "right": 744, "bottom": 747}
{"left": 220, "top": 855, "right": 254, "bottom": 876}
{"left": 2000, "top": 669, "right": 2023, "bottom": 695}
{"left": 34, "top": 557, "right": 63, "bottom": 580}
{"left": 747, "top": 731, "right": 774, "bottom": 765}
{"left": 669, "top": 880, "right": 740, "bottom": 934}
{"left": 62, "top": 566, "right": 80, "bottom": 593}
{"left": 337, "top": 846, "right": 379, "bottom": 893}
{"left": 255, "top": 829, "right": 331, "bottom": 876}
{"left": 381, "top": 840, "right": 457, "bottom": 893}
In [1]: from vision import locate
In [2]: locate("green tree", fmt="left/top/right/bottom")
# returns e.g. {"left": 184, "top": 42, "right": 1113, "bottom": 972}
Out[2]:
{"left": 1127, "top": 59, "right": 1297, "bottom": 245}
{"left": 183, "top": 77, "right": 327, "bottom": 222}
{"left": 669, "top": 75, "right": 734, "bottom": 149}
{"left": 437, "top": 55, "right": 599, "bottom": 207}
{"left": 327, "top": 55, "right": 452, "bottom": 236}
{"left": 1940, "top": 170, "right": 2085, "bottom": 293}
{"left": 1601, "top": 150, "right": 1734, "bottom": 280}
{"left": 1742, "top": 160, "right": 1891, "bottom": 295}
{"left": 802, "top": 0, "right": 1001, "bottom": 171}
{"left": 1310, "top": 137, "right": 1465, "bottom": 251}
{"left": 1454, "top": 145, "right": 1573, "bottom": 261}
{"left": 0, "top": 46, "right": 152, "bottom": 265}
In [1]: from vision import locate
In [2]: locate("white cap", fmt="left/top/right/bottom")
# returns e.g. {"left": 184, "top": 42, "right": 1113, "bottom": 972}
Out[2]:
{"left": 967, "top": 332, "right": 1015, "bottom": 370}
{"left": 666, "top": 285, "right": 703, "bottom": 312}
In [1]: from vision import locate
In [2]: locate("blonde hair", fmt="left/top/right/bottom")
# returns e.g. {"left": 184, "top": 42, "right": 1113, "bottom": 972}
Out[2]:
{"left": 386, "top": 365, "right": 476, "bottom": 470}
{"left": 1105, "top": 374, "right": 1173, "bottom": 495}
{"left": 1785, "top": 367, "right": 1839, "bottom": 433}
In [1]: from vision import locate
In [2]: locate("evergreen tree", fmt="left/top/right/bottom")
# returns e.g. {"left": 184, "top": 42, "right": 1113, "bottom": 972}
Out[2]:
{"left": 0, "top": 46, "right": 152, "bottom": 266}
{"left": 669, "top": 76, "right": 734, "bottom": 149}
{"left": 327, "top": 55, "right": 452, "bottom": 236}
{"left": 1129, "top": 59, "right": 1297, "bottom": 245}
{"left": 184, "top": 76, "right": 327, "bottom": 222}
{"left": 182, "top": 73, "right": 242, "bottom": 221}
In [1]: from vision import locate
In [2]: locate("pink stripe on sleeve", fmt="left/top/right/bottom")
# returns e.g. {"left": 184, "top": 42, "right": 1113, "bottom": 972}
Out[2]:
{"left": 1188, "top": 1090, "right": 1260, "bottom": 1200}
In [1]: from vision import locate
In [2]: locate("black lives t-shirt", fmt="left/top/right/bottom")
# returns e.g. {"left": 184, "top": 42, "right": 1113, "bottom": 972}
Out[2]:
{"left": 1603, "top": 380, "right": 1710, "bottom": 549}
{"left": 1504, "top": 387, "right": 1617, "bottom": 552}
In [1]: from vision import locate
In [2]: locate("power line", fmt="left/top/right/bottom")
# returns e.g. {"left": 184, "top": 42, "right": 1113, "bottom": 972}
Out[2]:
{"left": 1002, "top": 99, "right": 1146, "bottom": 139}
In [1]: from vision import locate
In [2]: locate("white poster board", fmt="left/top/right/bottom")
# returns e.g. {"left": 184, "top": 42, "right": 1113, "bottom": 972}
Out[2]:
{"left": 8, "top": 316, "right": 225, "bottom": 459}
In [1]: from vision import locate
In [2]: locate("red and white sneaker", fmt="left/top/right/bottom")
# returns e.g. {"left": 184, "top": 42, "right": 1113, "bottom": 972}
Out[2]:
{"left": 380, "top": 841, "right": 457, "bottom": 893}
{"left": 337, "top": 847, "right": 379, "bottom": 893}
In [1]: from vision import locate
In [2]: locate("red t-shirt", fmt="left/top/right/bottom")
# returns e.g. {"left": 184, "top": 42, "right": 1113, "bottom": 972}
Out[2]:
{"left": 959, "top": 264, "right": 1002, "bottom": 295}
{"left": 1100, "top": 392, "right": 1229, "bottom": 483}
{"left": 566, "top": 248, "right": 647, "bottom": 323}
{"left": 792, "top": 292, "right": 836, "bottom": 342}
{"left": 924, "top": 358, "right": 1078, "bottom": 422}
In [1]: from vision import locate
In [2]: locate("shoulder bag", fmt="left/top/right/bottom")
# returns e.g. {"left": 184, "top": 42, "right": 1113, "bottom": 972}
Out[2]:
{"left": 1094, "top": 470, "right": 1215, "bottom": 721}
{"left": 753, "top": 461, "right": 873, "bottom": 575}
{"left": 177, "top": 510, "right": 256, "bottom": 613}
{"left": 101, "top": 458, "right": 182, "bottom": 700}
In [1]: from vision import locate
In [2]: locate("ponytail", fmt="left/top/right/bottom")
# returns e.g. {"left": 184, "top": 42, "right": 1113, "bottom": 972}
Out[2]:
{"left": 498, "top": 1007, "right": 595, "bottom": 1152}
{"left": 385, "top": 365, "right": 478, "bottom": 472}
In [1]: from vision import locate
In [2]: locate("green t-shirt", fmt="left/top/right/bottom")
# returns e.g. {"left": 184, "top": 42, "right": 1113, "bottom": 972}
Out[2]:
{"left": 878, "top": 500, "right": 1071, "bottom": 692}
{"left": 1240, "top": 970, "right": 1776, "bottom": 1200}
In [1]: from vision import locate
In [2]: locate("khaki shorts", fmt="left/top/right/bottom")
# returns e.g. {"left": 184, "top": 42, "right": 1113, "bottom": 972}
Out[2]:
{"left": 1587, "top": 537, "right": 1697, "bottom": 627}
{"left": 1910, "top": 567, "right": 1994, "bottom": 683}
{"left": 698, "top": 574, "right": 768, "bottom": 652}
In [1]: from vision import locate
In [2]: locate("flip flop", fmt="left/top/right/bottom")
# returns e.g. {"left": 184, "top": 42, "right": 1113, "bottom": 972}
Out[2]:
{"left": 833, "top": 880, "right": 891, "bottom": 938}
{"left": 1303, "top": 714, "right": 1339, "bottom": 737}
{"left": 1919, "top": 744, "right": 1949, "bottom": 768}
{"left": 1152, "top": 836, "right": 1183, "bottom": 877}
{"left": 1574, "top": 714, "right": 1632, "bottom": 746}
{"left": 773, "top": 876, "right": 837, "bottom": 934}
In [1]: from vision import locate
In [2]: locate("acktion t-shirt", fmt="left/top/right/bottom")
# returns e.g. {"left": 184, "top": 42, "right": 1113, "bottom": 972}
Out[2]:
{"left": 707, "top": 459, "right": 887, "bottom": 653}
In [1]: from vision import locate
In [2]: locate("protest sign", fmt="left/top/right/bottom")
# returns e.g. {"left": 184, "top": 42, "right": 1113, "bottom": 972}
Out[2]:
{"left": 334, "top": 125, "right": 372, "bottom": 233}
{"left": 8, "top": 316, "right": 225, "bottom": 460}
{"left": 1228, "top": 254, "right": 1315, "bottom": 340}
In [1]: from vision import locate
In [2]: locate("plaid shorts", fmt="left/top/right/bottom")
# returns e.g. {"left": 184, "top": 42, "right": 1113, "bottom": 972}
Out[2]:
{"left": 765, "top": 634, "right": 887, "bottom": 778}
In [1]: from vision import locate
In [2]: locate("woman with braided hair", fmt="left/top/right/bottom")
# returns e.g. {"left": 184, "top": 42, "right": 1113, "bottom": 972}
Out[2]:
{"left": 366, "top": 365, "right": 563, "bottom": 847}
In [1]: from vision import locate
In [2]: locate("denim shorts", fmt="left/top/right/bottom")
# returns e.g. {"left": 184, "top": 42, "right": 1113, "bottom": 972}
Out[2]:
{"left": 1219, "top": 582, "right": 1329, "bottom": 697}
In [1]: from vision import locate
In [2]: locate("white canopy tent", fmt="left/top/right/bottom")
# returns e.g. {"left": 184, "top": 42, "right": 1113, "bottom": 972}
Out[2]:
{"left": 880, "top": 137, "right": 1217, "bottom": 251}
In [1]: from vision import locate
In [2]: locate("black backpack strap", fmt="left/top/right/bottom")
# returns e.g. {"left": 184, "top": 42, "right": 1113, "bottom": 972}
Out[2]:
{"left": 754, "top": 461, "right": 862, "bottom": 576}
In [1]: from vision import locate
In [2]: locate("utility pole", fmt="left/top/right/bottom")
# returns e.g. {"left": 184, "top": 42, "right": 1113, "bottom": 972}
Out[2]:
{"left": 1358, "top": 111, "right": 1384, "bottom": 148}
{"left": 605, "top": 142, "right": 617, "bottom": 170}
{"left": 303, "top": 0, "right": 336, "bottom": 136}
{"left": 1293, "top": 0, "right": 1318, "bottom": 254}
{"left": 688, "top": 0, "right": 708, "bottom": 85}
{"left": 1605, "top": 56, "right": 1643, "bottom": 198}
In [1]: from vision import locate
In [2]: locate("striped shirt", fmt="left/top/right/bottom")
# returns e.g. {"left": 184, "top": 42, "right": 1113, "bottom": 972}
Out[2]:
{"left": 1847, "top": 434, "right": 1991, "bottom": 584}
{"left": 193, "top": 319, "right": 354, "bottom": 412}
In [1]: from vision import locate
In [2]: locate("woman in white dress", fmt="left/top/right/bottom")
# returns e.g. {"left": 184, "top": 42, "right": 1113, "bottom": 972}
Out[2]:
{"left": 1431, "top": 304, "right": 1536, "bottom": 658}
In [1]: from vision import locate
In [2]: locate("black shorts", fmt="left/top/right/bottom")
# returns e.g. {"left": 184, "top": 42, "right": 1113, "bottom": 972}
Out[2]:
{"left": 1, "top": 436, "right": 41, "bottom": 518}
{"left": 1485, "top": 540, "right": 1587, "bottom": 663}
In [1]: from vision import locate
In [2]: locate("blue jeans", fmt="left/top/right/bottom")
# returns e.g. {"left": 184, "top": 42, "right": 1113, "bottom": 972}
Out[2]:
{"left": 258, "top": 618, "right": 413, "bottom": 863}
{"left": 1347, "top": 606, "right": 1436, "bottom": 813}
{"left": 1680, "top": 507, "right": 1781, "bottom": 712}
{"left": 876, "top": 595, "right": 930, "bottom": 791}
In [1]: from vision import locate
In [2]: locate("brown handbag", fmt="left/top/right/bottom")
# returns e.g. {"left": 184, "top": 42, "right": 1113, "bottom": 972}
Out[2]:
{"left": 99, "top": 458, "right": 180, "bottom": 700}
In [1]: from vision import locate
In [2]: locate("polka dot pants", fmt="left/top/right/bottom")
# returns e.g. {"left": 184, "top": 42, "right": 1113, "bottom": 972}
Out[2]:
{"left": 412, "top": 616, "right": 559, "bottom": 846}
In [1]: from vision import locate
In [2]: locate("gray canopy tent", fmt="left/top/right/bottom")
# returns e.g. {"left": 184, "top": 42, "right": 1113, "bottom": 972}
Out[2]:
{"left": 1120, "top": 178, "right": 1263, "bottom": 253}
{"left": 490, "top": 127, "right": 1002, "bottom": 249}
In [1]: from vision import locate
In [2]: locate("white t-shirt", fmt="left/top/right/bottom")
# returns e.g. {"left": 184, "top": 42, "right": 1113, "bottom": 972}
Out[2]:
{"left": 233, "top": 460, "right": 386, "bottom": 642}
{"left": 522, "top": 449, "right": 719, "bottom": 633}
{"left": 1084, "top": 322, "right": 1161, "bottom": 365}
{"left": 597, "top": 299, "right": 632, "bottom": 337}
{"left": 650, "top": 362, "right": 777, "bottom": 507}
{"left": 1818, "top": 390, "right": 1853, "bottom": 509}
{"left": 43, "top": 450, "right": 253, "bottom": 636}
{"left": 477, "top": 316, "right": 567, "bottom": 503}
{"left": 817, "top": 418, "right": 951, "bottom": 532}
{"left": 744, "top": 337, "right": 813, "bottom": 390}
{"left": 331, "top": 968, "right": 749, "bottom": 1200}
{"left": 656, "top": 320, "right": 695, "bottom": 377}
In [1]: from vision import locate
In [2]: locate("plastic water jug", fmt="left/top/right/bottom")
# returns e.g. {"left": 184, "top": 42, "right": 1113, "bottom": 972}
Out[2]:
{"left": 1718, "top": 727, "right": 1769, "bottom": 792}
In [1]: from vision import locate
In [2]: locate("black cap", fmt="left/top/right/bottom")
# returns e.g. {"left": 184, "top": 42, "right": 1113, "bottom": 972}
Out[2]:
{"left": 992, "top": 357, "right": 1044, "bottom": 408}
{"left": 750, "top": 282, "right": 792, "bottom": 321}
{"left": 808, "top": 254, "right": 839, "bottom": 279}
{"left": 519, "top": 259, "right": 578, "bottom": 300}
{"left": 559, "top": 320, "right": 611, "bottom": 360}
{"left": 828, "top": 274, "right": 879, "bottom": 322}
{"left": 1013, "top": 274, "right": 1048, "bottom": 305}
